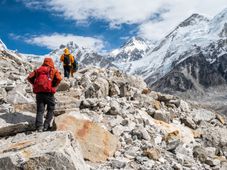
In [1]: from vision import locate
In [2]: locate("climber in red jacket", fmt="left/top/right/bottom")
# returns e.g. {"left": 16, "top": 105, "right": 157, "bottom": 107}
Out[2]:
{"left": 27, "top": 57, "right": 62, "bottom": 132}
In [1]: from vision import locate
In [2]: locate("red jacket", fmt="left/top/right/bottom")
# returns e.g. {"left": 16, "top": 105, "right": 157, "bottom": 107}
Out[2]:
{"left": 27, "top": 58, "right": 62, "bottom": 93}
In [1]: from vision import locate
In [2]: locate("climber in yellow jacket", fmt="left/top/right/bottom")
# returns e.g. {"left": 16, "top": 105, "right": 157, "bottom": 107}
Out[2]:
{"left": 60, "top": 48, "right": 74, "bottom": 78}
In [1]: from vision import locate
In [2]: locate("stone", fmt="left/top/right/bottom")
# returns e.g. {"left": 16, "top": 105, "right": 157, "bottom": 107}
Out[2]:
{"left": 56, "top": 80, "right": 71, "bottom": 91}
{"left": 14, "top": 103, "right": 36, "bottom": 113}
{"left": 153, "top": 100, "right": 161, "bottom": 110}
{"left": 143, "top": 148, "right": 161, "bottom": 160}
{"left": 203, "top": 127, "right": 227, "bottom": 147}
{"left": 108, "top": 100, "right": 121, "bottom": 115}
{"left": 193, "top": 146, "right": 207, "bottom": 163}
{"left": 112, "top": 125, "right": 125, "bottom": 136}
{"left": 0, "top": 131, "right": 88, "bottom": 170}
{"left": 7, "top": 87, "right": 34, "bottom": 104}
{"left": 180, "top": 117, "right": 197, "bottom": 129}
{"left": 205, "top": 147, "right": 217, "bottom": 158}
{"left": 0, "top": 88, "right": 7, "bottom": 103}
{"left": 55, "top": 114, "right": 118, "bottom": 162}
{"left": 157, "top": 93, "right": 174, "bottom": 102}
{"left": 111, "top": 159, "right": 126, "bottom": 169}
{"left": 109, "top": 81, "right": 120, "bottom": 97}
{"left": 0, "top": 112, "right": 35, "bottom": 137}
{"left": 119, "top": 82, "right": 131, "bottom": 98}
{"left": 142, "top": 88, "right": 151, "bottom": 95}
{"left": 191, "top": 109, "right": 216, "bottom": 123}
{"left": 205, "top": 158, "right": 220, "bottom": 166}
{"left": 216, "top": 114, "right": 225, "bottom": 124}
{"left": 179, "top": 100, "right": 190, "bottom": 112}
{"left": 93, "top": 77, "right": 109, "bottom": 98}
{"left": 154, "top": 110, "right": 171, "bottom": 123}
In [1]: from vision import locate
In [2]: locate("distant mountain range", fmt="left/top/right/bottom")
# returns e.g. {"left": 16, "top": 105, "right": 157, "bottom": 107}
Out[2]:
{"left": 1, "top": 8, "right": 227, "bottom": 113}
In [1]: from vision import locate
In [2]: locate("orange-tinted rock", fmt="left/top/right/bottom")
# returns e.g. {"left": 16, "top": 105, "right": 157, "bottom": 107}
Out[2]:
{"left": 55, "top": 114, "right": 118, "bottom": 162}
{"left": 153, "top": 100, "right": 161, "bottom": 110}
{"left": 142, "top": 88, "right": 151, "bottom": 95}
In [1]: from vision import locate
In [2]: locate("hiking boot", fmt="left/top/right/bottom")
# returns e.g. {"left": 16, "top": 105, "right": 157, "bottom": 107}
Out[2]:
{"left": 43, "top": 126, "right": 48, "bottom": 131}
{"left": 36, "top": 126, "right": 43, "bottom": 132}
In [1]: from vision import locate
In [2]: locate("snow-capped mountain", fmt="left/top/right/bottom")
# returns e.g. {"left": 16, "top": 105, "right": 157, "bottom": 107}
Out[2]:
{"left": 110, "top": 37, "right": 152, "bottom": 62}
{"left": 24, "top": 41, "right": 117, "bottom": 70}
{"left": 107, "top": 36, "right": 153, "bottom": 72}
{"left": 130, "top": 8, "right": 227, "bottom": 94}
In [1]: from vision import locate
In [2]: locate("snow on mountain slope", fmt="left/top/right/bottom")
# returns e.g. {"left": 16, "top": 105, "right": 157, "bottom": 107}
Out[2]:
{"left": 110, "top": 37, "right": 152, "bottom": 62}
{"left": 23, "top": 41, "right": 117, "bottom": 71}
{"left": 0, "top": 39, "right": 7, "bottom": 51}
{"left": 129, "top": 8, "right": 227, "bottom": 86}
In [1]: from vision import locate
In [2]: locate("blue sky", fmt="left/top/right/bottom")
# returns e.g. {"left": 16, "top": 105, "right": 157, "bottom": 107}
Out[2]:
{"left": 0, "top": 0, "right": 226, "bottom": 55}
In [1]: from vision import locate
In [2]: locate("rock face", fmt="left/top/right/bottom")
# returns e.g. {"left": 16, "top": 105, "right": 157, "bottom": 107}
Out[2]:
{"left": 0, "top": 131, "right": 88, "bottom": 170}
{"left": 55, "top": 114, "right": 118, "bottom": 162}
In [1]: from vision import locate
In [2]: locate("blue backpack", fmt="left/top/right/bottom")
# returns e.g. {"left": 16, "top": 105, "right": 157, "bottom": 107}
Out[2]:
{"left": 72, "top": 58, "right": 78, "bottom": 71}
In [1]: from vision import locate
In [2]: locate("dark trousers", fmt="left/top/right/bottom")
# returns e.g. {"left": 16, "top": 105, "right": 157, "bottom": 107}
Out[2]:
{"left": 36, "top": 93, "right": 55, "bottom": 129}
{"left": 63, "top": 65, "right": 71, "bottom": 78}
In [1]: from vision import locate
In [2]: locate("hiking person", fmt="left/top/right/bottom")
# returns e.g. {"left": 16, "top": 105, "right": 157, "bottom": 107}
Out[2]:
{"left": 60, "top": 48, "right": 74, "bottom": 78}
{"left": 27, "top": 57, "right": 62, "bottom": 132}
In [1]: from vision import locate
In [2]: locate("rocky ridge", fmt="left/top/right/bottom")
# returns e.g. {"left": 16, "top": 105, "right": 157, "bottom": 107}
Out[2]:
{"left": 0, "top": 50, "right": 227, "bottom": 169}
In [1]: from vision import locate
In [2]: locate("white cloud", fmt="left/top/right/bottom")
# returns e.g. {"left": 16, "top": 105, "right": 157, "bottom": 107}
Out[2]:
{"left": 20, "top": 0, "right": 227, "bottom": 41}
{"left": 25, "top": 33, "right": 105, "bottom": 51}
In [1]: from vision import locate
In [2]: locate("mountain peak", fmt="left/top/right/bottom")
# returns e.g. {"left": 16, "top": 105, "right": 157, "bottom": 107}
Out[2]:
{"left": 123, "top": 36, "right": 146, "bottom": 47}
{"left": 178, "top": 13, "right": 209, "bottom": 28}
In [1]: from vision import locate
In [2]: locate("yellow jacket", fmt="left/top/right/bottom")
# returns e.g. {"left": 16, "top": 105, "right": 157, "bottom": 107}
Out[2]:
{"left": 60, "top": 48, "right": 74, "bottom": 66}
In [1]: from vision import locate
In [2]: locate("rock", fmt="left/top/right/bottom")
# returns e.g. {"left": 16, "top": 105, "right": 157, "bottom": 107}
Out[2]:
{"left": 153, "top": 100, "right": 161, "bottom": 110}
{"left": 55, "top": 114, "right": 118, "bottom": 162}
{"left": 84, "top": 76, "right": 109, "bottom": 98}
{"left": 119, "top": 82, "right": 131, "bottom": 98}
{"left": 193, "top": 146, "right": 207, "bottom": 163}
{"left": 203, "top": 127, "right": 227, "bottom": 147}
{"left": 142, "top": 88, "right": 151, "bottom": 95}
{"left": 112, "top": 125, "right": 125, "bottom": 136}
{"left": 93, "top": 77, "right": 109, "bottom": 98}
{"left": 180, "top": 117, "right": 197, "bottom": 129}
{"left": 131, "top": 126, "right": 151, "bottom": 141}
{"left": 108, "top": 100, "right": 121, "bottom": 115}
{"left": 14, "top": 103, "right": 36, "bottom": 113}
{"left": 0, "top": 131, "right": 88, "bottom": 170}
{"left": 0, "top": 112, "right": 35, "bottom": 137}
{"left": 205, "top": 147, "right": 217, "bottom": 158}
{"left": 143, "top": 148, "right": 161, "bottom": 160}
{"left": 157, "top": 93, "right": 174, "bottom": 102}
{"left": 111, "top": 159, "right": 126, "bottom": 169}
{"left": 205, "top": 158, "right": 220, "bottom": 166}
{"left": 216, "top": 114, "right": 225, "bottom": 124}
{"left": 154, "top": 110, "right": 171, "bottom": 123}
{"left": 6, "top": 86, "right": 34, "bottom": 104}
{"left": 191, "top": 109, "right": 216, "bottom": 123}
{"left": 0, "top": 88, "right": 7, "bottom": 103}
{"left": 179, "top": 100, "right": 190, "bottom": 112}
{"left": 109, "top": 81, "right": 120, "bottom": 97}
{"left": 56, "top": 80, "right": 70, "bottom": 91}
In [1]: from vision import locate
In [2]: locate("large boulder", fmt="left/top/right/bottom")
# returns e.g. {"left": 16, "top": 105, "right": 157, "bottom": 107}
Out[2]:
{"left": 0, "top": 131, "right": 88, "bottom": 170}
{"left": 0, "top": 111, "right": 35, "bottom": 137}
{"left": 56, "top": 80, "right": 71, "bottom": 92}
{"left": 85, "top": 77, "right": 109, "bottom": 98}
{"left": 55, "top": 114, "right": 119, "bottom": 162}
{"left": 191, "top": 109, "right": 216, "bottom": 123}
{"left": 6, "top": 85, "right": 34, "bottom": 104}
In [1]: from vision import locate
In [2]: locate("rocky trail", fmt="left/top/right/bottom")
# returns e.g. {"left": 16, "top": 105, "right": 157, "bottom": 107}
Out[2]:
{"left": 0, "top": 52, "right": 227, "bottom": 170}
